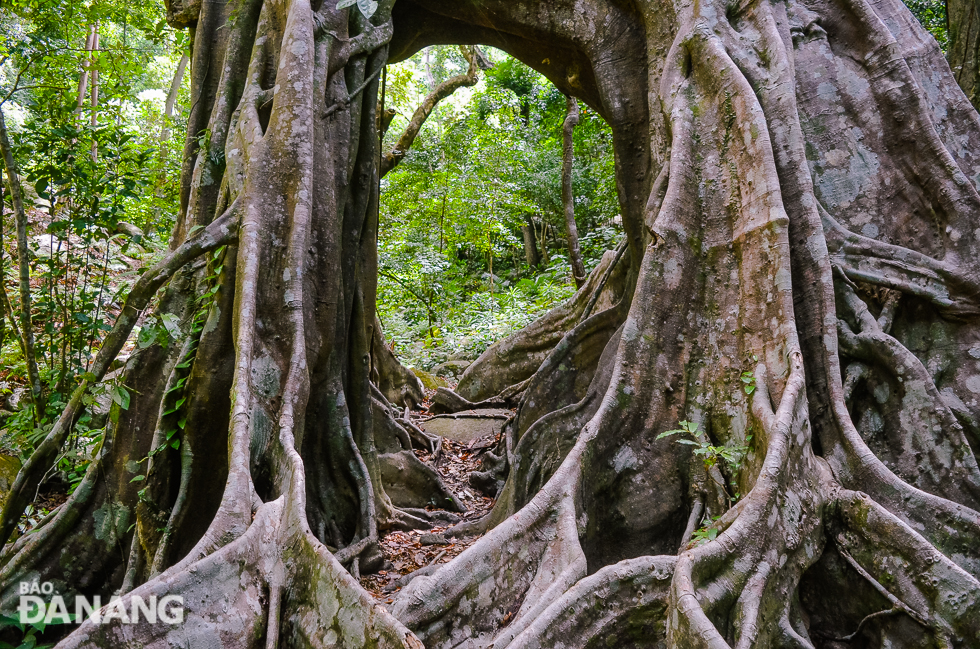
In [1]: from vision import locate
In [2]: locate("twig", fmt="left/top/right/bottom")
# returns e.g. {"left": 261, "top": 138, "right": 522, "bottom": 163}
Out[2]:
{"left": 835, "top": 539, "right": 931, "bottom": 629}
{"left": 321, "top": 65, "right": 384, "bottom": 119}
{"left": 820, "top": 608, "right": 905, "bottom": 642}
{"left": 426, "top": 549, "right": 447, "bottom": 567}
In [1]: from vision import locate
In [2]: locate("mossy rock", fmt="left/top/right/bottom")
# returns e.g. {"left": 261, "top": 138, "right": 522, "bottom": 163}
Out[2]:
{"left": 412, "top": 369, "right": 448, "bottom": 390}
{"left": 431, "top": 360, "right": 472, "bottom": 379}
{"left": 0, "top": 454, "right": 22, "bottom": 505}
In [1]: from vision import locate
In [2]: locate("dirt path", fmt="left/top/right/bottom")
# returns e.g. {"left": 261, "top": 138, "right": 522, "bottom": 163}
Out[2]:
{"left": 359, "top": 387, "right": 507, "bottom": 602}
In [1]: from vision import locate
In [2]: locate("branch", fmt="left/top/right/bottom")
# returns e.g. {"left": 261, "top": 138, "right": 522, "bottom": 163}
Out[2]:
{"left": 322, "top": 64, "right": 384, "bottom": 119}
{"left": 581, "top": 237, "right": 628, "bottom": 320}
{"left": 380, "top": 46, "right": 483, "bottom": 178}
{"left": 0, "top": 203, "right": 240, "bottom": 553}
{"left": 834, "top": 540, "right": 932, "bottom": 629}
{"left": 378, "top": 269, "right": 434, "bottom": 317}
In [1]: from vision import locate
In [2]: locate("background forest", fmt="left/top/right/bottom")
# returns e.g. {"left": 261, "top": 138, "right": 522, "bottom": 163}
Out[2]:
{"left": 0, "top": 0, "right": 952, "bottom": 529}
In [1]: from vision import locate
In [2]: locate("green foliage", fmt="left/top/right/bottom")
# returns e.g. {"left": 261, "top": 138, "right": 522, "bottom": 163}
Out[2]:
{"left": 690, "top": 517, "right": 721, "bottom": 546}
{"left": 903, "top": 0, "right": 948, "bottom": 51}
{"left": 741, "top": 370, "right": 756, "bottom": 395}
{"left": 657, "top": 420, "right": 751, "bottom": 472}
{"left": 0, "top": 0, "right": 188, "bottom": 499}
{"left": 658, "top": 420, "right": 751, "bottom": 507}
{"left": 0, "top": 614, "right": 56, "bottom": 649}
{"left": 378, "top": 47, "right": 622, "bottom": 368}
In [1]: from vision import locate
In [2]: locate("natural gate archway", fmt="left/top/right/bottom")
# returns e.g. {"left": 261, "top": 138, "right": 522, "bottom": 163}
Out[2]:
{"left": 2, "top": 0, "right": 980, "bottom": 646}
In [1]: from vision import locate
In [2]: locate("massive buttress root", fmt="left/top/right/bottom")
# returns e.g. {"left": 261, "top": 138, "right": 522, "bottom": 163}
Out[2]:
{"left": 3, "top": 0, "right": 980, "bottom": 646}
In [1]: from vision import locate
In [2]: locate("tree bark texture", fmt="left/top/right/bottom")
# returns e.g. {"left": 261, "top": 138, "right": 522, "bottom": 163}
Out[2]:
{"left": 0, "top": 106, "right": 43, "bottom": 421}
{"left": 521, "top": 218, "right": 540, "bottom": 269}
{"left": 561, "top": 95, "right": 588, "bottom": 288}
{"left": 949, "top": 0, "right": 980, "bottom": 109}
{"left": 2, "top": 0, "right": 980, "bottom": 647}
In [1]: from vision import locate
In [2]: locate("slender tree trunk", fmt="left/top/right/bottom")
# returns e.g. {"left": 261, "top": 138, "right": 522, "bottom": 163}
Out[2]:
{"left": 89, "top": 26, "right": 100, "bottom": 161}
{"left": 153, "top": 53, "right": 191, "bottom": 220}
{"left": 0, "top": 106, "right": 43, "bottom": 423}
{"left": 160, "top": 53, "right": 190, "bottom": 144}
{"left": 522, "top": 216, "right": 540, "bottom": 268}
{"left": 74, "top": 24, "right": 98, "bottom": 115}
{"left": 537, "top": 219, "right": 550, "bottom": 265}
{"left": 561, "top": 96, "right": 587, "bottom": 288}
{"left": 948, "top": 0, "right": 980, "bottom": 109}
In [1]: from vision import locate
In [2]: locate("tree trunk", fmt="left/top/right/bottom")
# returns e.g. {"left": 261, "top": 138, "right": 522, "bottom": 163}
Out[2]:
{"left": 89, "top": 25, "right": 100, "bottom": 161}
{"left": 5, "top": 0, "right": 980, "bottom": 647}
{"left": 521, "top": 217, "right": 539, "bottom": 268}
{"left": 0, "top": 165, "right": 6, "bottom": 355}
{"left": 561, "top": 95, "right": 587, "bottom": 289}
{"left": 0, "top": 106, "right": 44, "bottom": 423}
{"left": 948, "top": 0, "right": 980, "bottom": 108}
{"left": 74, "top": 24, "right": 98, "bottom": 114}
{"left": 160, "top": 53, "right": 190, "bottom": 143}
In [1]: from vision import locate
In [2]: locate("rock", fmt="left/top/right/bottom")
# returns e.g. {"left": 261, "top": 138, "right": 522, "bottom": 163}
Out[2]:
{"left": 31, "top": 234, "right": 59, "bottom": 258}
{"left": 115, "top": 221, "right": 144, "bottom": 238}
{"left": 0, "top": 454, "right": 22, "bottom": 504}
{"left": 378, "top": 451, "right": 464, "bottom": 512}
{"left": 430, "top": 360, "right": 471, "bottom": 379}
{"left": 412, "top": 369, "right": 448, "bottom": 390}
{"left": 5, "top": 387, "right": 26, "bottom": 411}
{"left": 419, "top": 533, "right": 448, "bottom": 546}
{"left": 421, "top": 409, "right": 511, "bottom": 443}
{"left": 448, "top": 349, "right": 476, "bottom": 362}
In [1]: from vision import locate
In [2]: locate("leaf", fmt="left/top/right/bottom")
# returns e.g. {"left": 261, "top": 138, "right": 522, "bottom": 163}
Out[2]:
{"left": 160, "top": 313, "right": 182, "bottom": 338}
{"left": 744, "top": 385, "right": 755, "bottom": 395}
{"left": 676, "top": 439, "right": 699, "bottom": 446}
{"left": 707, "top": 528, "right": 718, "bottom": 540}
{"left": 336, "top": 0, "right": 357, "bottom": 7}
{"left": 356, "top": 0, "right": 378, "bottom": 17}
{"left": 170, "top": 439, "right": 180, "bottom": 449}
{"left": 188, "top": 225, "right": 204, "bottom": 236}
{"left": 137, "top": 325, "right": 158, "bottom": 349}
{"left": 111, "top": 386, "right": 131, "bottom": 410}
{"left": 130, "top": 475, "right": 145, "bottom": 483}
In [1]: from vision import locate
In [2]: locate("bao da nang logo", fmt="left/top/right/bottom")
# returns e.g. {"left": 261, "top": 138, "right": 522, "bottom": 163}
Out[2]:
{"left": 16, "top": 582, "right": 184, "bottom": 625}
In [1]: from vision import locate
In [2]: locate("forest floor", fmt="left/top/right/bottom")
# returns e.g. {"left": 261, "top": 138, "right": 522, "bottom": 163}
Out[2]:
{"left": 359, "top": 386, "right": 504, "bottom": 603}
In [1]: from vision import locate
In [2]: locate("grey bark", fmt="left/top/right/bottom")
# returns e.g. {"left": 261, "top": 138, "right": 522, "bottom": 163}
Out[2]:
{"left": 2, "top": 1, "right": 980, "bottom": 648}
{"left": 0, "top": 106, "right": 43, "bottom": 422}
{"left": 521, "top": 217, "right": 539, "bottom": 268}
{"left": 561, "top": 95, "right": 587, "bottom": 288}
{"left": 948, "top": 0, "right": 980, "bottom": 108}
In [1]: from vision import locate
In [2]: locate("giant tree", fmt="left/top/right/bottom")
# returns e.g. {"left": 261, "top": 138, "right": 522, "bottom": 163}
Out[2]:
{"left": 2, "top": 0, "right": 980, "bottom": 647}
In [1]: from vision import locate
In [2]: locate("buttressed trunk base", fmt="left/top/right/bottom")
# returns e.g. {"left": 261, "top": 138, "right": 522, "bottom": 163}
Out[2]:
{"left": 3, "top": 0, "right": 980, "bottom": 647}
